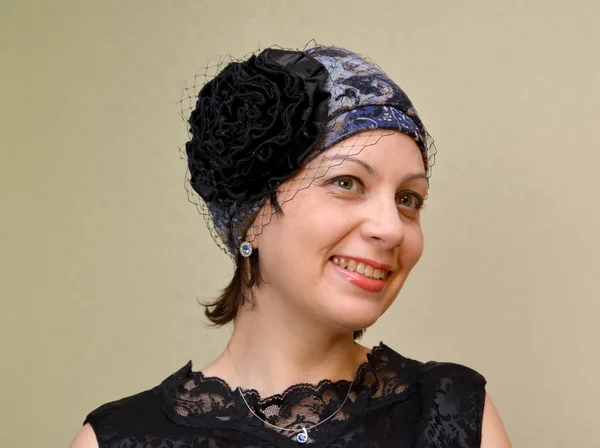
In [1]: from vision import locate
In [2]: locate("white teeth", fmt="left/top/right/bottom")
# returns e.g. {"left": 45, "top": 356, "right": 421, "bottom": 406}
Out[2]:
{"left": 331, "top": 257, "right": 389, "bottom": 280}
{"left": 356, "top": 262, "right": 366, "bottom": 275}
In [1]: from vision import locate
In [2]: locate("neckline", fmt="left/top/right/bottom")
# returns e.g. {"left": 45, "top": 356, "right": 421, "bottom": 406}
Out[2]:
{"left": 161, "top": 341, "right": 423, "bottom": 444}
{"left": 188, "top": 342, "right": 386, "bottom": 405}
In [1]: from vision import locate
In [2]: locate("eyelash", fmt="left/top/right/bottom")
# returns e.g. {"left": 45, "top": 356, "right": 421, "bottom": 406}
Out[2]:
{"left": 327, "top": 175, "right": 425, "bottom": 211}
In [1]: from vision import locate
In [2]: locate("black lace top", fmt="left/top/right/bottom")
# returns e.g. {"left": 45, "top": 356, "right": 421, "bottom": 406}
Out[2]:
{"left": 84, "top": 343, "right": 486, "bottom": 447}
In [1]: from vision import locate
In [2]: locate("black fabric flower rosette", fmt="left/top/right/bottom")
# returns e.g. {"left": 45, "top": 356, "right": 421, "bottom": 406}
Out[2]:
{"left": 185, "top": 48, "right": 331, "bottom": 255}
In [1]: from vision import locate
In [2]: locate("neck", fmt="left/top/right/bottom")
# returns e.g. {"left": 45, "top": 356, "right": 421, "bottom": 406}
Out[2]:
{"left": 208, "top": 295, "right": 367, "bottom": 397}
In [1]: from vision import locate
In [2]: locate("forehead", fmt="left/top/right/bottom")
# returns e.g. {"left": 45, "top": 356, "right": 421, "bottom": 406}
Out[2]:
{"left": 310, "top": 130, "right": 426, "bottom": 174}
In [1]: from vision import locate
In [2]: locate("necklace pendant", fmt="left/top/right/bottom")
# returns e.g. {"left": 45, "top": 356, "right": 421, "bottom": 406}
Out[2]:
{"left": 296, "top": 428, "right": 308, "bottom": 443}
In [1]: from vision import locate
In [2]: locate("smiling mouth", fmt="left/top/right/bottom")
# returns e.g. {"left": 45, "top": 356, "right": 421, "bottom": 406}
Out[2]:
{"left": 330, "top": 256, "right": 390, "bottom": 280}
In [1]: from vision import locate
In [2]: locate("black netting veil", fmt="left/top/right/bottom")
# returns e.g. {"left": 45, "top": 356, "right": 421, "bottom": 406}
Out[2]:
{"left": 178, "top": 41, "right": 437, "bottom": 260}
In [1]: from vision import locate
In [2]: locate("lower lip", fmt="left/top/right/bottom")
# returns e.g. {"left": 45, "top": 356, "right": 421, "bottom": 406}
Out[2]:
{"left": 329, "top": 260, "right": 387, "bottom": 292}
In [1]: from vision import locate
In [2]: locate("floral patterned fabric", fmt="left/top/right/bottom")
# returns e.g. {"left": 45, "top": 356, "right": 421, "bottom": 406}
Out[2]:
{"left": 305, "top": 46, "right": 429, "bottom": 158}
{"left": 84, "top": 344, "right": 486, "bottom": 447}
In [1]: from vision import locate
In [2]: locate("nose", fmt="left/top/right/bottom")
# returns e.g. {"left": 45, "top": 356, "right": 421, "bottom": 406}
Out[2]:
{"left": 360, "top": 195, "right": 406, "bottom": 249}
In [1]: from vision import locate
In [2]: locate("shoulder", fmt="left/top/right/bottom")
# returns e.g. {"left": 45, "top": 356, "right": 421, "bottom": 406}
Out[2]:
{"left": 482, "top": 393, "right": 512, "bottom": 447}
{"left": 81, "top": 361, "right": 192, "bottom": 446}
{"left": 416, "top": 360, "right": 488, "bottom": 447}
{"left": 418, "top": 359, "right": 487, "bottom": 395}
{"left": 380, "top": 344, "right": 489, "bottom": 446}
{"left": 81, "top": 386, "right": 164, "bottom": 447}
{"left": 69, "top": 424, "right": 98, "bottom": 448}
{"left": 378, "top": 343, "right": 487, "bottom": 393}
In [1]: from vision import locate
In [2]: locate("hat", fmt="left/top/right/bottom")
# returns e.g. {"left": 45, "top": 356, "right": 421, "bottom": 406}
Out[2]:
{"left": 183, "top": 44, "right": 435, "bottom": 258}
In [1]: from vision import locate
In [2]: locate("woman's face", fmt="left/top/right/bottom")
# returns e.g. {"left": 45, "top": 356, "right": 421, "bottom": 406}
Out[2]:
{"left": 249, "top": 131, "right": 428, "bottom": 335}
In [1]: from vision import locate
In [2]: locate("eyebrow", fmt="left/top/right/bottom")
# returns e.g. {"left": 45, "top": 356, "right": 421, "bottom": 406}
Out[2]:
{"left": 321, "top": 155, "right": 376, "bottom": 175}
{"left": 320, "top": 155, "right": 428, "bottom": 183}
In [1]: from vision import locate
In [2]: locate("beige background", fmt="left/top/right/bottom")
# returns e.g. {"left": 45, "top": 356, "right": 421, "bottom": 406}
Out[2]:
{"left": 1, "top": 0, "right": 598, "bottom": 446}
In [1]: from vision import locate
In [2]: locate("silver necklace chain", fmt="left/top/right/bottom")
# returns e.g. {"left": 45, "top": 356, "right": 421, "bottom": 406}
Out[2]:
{"left": 226, "top": 343, "right": 355, "bottom": 444}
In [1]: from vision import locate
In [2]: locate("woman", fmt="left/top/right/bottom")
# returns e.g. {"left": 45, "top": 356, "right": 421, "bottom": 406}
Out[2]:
{"left": 71, "top": 44, "right": 511, "bottom": 447}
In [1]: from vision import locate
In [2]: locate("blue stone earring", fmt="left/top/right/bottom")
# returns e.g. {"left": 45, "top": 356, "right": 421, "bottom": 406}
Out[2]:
{"left": 239, "top": 241, "right": 253, "bottom": 258}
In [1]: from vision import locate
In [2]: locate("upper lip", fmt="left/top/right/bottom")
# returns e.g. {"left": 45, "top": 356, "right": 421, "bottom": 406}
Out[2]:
{"left": 332, "top": 255, "right": 395, "bottom": 271}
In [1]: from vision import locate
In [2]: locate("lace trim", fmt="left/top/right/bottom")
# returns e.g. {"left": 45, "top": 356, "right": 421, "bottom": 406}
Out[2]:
{"left": 161, "top": 343, "right": 421, "bottom": 444}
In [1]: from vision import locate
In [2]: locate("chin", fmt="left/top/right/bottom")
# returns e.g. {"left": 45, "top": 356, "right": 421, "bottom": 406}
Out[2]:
{"left": 320, "top": 299, "right": 386, "bottom": 335}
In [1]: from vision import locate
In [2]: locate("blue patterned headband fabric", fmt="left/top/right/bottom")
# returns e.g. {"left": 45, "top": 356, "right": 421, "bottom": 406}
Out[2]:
{"left": 185, "top": 44, "right": 432, "bottom": 258}
{"left": 305, "top": 46, "right": 427, "bottom": 160}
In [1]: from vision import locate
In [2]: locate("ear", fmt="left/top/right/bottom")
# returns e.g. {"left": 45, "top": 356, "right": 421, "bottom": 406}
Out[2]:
{"left": 242, "top": 198, "right": 276, "bottom": 250}
{"left": 244, "top": 225, "right": 259, "bottom": 250}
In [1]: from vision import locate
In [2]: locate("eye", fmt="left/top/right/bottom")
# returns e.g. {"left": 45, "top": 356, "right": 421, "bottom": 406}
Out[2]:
{"left": 329, "top": 176, "right": 364, "bottom": 192}
{"left": 336, "top": 178, "right": 354, "bottom": 190}
{"left": 397, "top": 192, "right": 424, "bottom": 210}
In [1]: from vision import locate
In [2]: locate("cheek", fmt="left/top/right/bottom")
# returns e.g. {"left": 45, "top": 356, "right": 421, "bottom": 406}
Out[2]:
{"left": 255, "top": 196, "right": 332, "bottom": 271}
{"left": 279, "top": 193, "right": 351, "bottom": 246}
{"left": 382, "top": 227, "right": 424, "bottom": 311}
{"left": 403, "top": 225, "right": 425, "bottom": 268}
